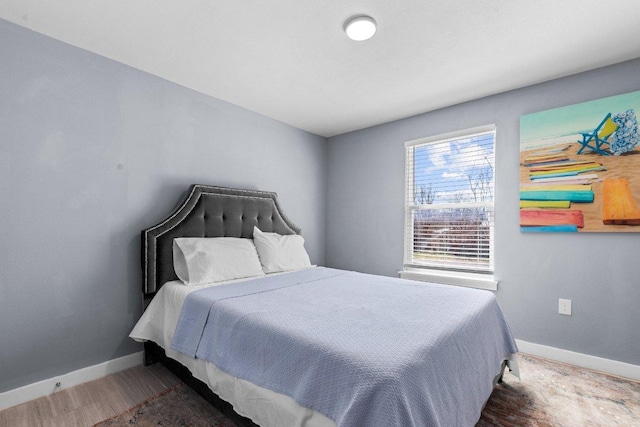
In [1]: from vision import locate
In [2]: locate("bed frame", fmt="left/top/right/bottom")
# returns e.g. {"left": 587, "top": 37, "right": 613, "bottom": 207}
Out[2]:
{"left": 141, "top": 184, "right": 302, "bottom": 426}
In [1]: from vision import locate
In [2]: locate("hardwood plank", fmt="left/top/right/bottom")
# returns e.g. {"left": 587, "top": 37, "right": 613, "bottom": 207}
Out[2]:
{"left": 113, "top": 364, "right": 175, "bottom": 397}
{"left": 0, "top": 365, "right": 180, "bottom": 427}
{"left": 41, "top": 403, "right": 111, "bottom": 427}
{"left": 78, "top": 365, "right": 177, "bottom": 415}
{"left": 147, "top": 362, "right": 181, "bottom": 389}
{"left": 0, "top": 400, "right": 42, "bottom": 427}
{"left": 96, "top": 375, "right": 141, "bottom": 415}
{"left": 34, "top": 384, "right": 94, "bottom": 420}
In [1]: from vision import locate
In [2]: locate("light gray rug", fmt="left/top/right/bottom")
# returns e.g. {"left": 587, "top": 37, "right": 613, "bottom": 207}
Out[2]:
{"left": 479, "top": 354, "right": 639, "bottom": 426}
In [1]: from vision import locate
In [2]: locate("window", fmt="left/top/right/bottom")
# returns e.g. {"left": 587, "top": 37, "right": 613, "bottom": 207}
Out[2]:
{"left": 402, "top": 125, "right": 496, "bottom": 288}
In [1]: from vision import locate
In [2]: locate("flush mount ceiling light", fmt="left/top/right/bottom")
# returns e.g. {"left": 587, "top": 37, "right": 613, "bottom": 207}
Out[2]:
{"left": 344, "top": 15, "right": 377, "bottom": 41}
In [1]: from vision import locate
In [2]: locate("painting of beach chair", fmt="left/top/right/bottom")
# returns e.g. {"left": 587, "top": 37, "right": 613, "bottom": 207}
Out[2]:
{"left": 577, "top": 112, "right": 619, "bottom": 155}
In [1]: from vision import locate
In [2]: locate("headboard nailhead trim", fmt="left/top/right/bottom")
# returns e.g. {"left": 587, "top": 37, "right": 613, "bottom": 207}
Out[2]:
{"left": 142, "top": 185, "right": 302, "bottom": 295}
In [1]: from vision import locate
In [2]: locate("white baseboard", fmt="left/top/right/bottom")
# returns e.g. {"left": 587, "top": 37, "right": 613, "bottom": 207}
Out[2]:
{"left": 0, "top": 351, "right": 144, "bottom": 412}
{"left": 516, "top": 340, "right": 640, "bottom": 381}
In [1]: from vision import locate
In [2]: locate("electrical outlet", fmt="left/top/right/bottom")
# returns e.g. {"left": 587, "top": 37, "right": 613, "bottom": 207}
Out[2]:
{"left": 559, "top": 298, "right": 572, "bottom": 316}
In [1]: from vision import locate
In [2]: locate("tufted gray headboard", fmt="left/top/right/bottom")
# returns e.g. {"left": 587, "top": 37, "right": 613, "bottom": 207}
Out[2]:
{"left": 141, "top": 185, "right": 301, "bottom": 296}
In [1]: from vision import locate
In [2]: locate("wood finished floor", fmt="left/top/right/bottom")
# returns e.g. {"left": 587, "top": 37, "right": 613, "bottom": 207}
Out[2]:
{"left": 0, "top": 364, "right": 181, "bottom": 427}
{"left": 3, "top": 357, "right": 639, "bottom": 426}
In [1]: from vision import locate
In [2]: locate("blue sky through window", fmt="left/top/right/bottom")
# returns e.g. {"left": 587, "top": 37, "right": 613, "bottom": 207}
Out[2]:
{"left": 413, "top": 132, "right": 495, "bottom": 205}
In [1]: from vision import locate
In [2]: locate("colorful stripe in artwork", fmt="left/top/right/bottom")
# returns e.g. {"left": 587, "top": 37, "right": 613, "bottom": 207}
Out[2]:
{"left": 520, "top": 185, "right": 592, "bottom": 192}
{"left": 519, "top": 200, "right": 571, "bottom": 209}
{"left": 521, "top": 225, "right": 578, "bottom": 233}
{"left": 520, "top": 178, "right": 597, "bottom": 187}
{"left": 527, "top": 160, "right": 600, "bottom": 171}
{"left": 522, "top": 154, "right": 570, "bottom": 166}
{"left": 529, "top": 166, "right": 606, "bottom": 179}
{"left": 529, "top": 174, "right": 599, "bottom": 184}
{"left": 520, "top": 190, "right": 594, "bottom": 203}
{"left": 520, "top": 209, "right": 585, "bottom": 228}
{"left": 529, "top": 165, "right": 604, "bottom": 176}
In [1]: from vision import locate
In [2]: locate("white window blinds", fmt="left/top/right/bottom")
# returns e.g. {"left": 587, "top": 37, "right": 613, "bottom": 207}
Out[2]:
{"left": 404, "top": 125, "right": 496, "bottom": 274}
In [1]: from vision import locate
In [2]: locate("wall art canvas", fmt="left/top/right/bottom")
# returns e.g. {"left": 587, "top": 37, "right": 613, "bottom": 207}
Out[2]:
{"left": 520, "top": 90, "right": 640, "bottom": 232}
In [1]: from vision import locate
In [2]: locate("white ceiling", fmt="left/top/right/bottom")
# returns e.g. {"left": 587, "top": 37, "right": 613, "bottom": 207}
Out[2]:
{"left": 3, "top": 1, "right": 640, "bottom": 137}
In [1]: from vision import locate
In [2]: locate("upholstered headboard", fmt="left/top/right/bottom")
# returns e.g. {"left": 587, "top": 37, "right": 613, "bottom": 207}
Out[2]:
{"left": 142, "top": 185, "right": 301, "bottom": 296}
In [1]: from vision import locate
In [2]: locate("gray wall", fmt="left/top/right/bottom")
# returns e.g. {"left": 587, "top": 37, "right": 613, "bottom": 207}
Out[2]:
{"left": 2, "top": 14, "right": 639, "bottom": 397}
{"left": 0, "top": 19, "right": 326, "bottom": 393}
{"left": 326, "top": 59, "right": 640, "bottom": 366}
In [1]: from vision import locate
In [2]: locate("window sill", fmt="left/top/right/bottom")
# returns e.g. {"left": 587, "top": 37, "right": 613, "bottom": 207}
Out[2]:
{"left": 399, "top": 268, "right": 498, "bottom": 291}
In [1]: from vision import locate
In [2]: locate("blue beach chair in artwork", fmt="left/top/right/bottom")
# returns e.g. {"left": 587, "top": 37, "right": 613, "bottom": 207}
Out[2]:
{"left": 577, "top": 113, "right": 619, "bottom": 155}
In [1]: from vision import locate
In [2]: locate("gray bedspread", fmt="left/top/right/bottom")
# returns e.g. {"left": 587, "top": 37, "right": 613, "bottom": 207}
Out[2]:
{"left": 171, "top": 267, "right": 518, "bottom": 427}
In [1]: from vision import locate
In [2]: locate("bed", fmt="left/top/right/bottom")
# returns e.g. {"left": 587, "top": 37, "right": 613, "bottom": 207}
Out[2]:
{"left": 130, "top": 184, "right": 519, "bottom": 427}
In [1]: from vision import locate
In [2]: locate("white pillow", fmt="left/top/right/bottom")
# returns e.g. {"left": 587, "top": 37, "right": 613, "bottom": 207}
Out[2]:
{"left": 173, "top": 237, "right": 265, "bottom": 285}
{"left": 252, "top": 226, "right": 312, "bottom": 273}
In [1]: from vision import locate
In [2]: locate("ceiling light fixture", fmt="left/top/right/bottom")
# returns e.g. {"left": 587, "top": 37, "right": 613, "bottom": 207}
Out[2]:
{"left": 344, "top": 15, "right": 377, "bottom": 41}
